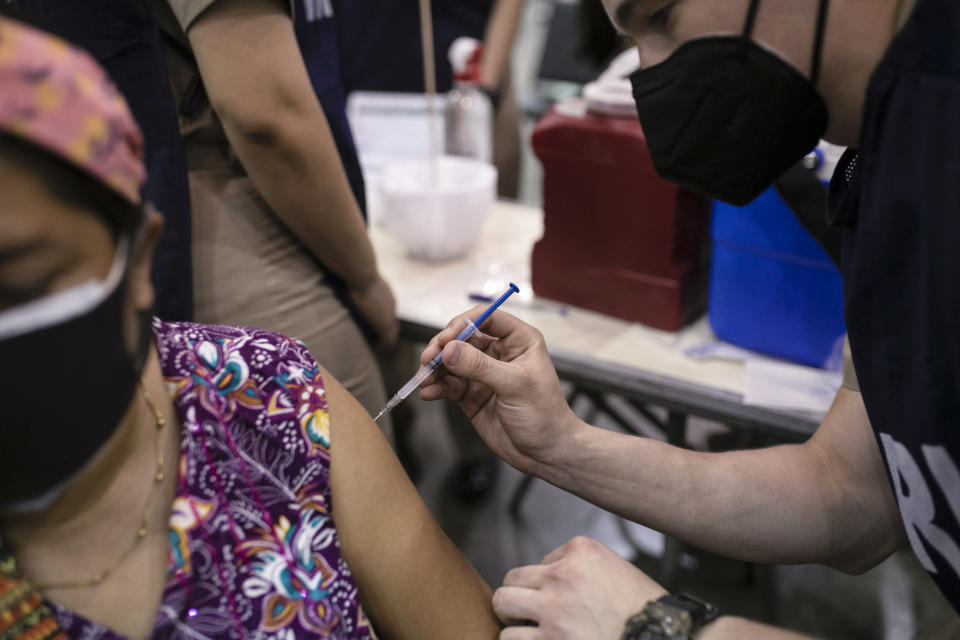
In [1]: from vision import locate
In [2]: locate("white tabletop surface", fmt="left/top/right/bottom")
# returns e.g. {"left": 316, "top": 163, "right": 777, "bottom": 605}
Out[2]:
{"left": 370, "top": 200, "right": 749, "bottom": 396}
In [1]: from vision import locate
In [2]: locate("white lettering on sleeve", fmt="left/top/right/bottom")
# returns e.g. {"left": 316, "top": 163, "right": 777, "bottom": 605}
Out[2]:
{"left": 301, "top": 0, "right": 332, "bottom": 22}
{"left": 922, "top": 445, "right": 960, "bottom": 527}
{"left": 880, "top": 433, "right": 960, "bottom": 576}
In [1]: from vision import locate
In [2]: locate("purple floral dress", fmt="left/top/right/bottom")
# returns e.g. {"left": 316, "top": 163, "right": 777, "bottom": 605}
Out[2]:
{"left": 53, "top": 320, "right": 375, "bottom": 640}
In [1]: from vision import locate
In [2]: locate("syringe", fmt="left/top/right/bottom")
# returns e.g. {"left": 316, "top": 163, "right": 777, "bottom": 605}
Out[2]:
{"left": 373, "top": 282, "right": 520, "bottom": 422}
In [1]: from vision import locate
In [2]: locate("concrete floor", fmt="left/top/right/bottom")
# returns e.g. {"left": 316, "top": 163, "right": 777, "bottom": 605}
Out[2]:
{"left": 399, "top": 388, "right": 956, "bottom": 639}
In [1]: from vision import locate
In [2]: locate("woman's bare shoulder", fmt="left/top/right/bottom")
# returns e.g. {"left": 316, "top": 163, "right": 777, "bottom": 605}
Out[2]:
{"left": 320, "top": 365, "right": 501, "bottom": 640}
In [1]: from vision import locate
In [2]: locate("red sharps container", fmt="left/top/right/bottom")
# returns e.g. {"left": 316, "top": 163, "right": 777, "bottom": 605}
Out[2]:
{"left": 531, "top": 88, "right": 711, "bottom": 331}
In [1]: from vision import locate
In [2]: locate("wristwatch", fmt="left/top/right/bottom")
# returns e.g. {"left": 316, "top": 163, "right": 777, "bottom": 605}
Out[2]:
{"left": 621, "top": 593, "right": 720, "bottom": 640}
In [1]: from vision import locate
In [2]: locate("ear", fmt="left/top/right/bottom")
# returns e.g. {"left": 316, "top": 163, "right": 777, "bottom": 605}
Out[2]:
{"left": 129, "top": 207, "right": 165, "bottom": 313}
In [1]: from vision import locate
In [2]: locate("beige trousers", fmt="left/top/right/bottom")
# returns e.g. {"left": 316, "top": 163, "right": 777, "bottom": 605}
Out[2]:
{"left": 187, "top": 158, "right": 392, "bottom": 442}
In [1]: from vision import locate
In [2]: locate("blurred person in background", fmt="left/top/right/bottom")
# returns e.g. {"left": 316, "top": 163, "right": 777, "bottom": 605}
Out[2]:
{"left": 336, "top": 0, "right": 528, "bottom": 499}
{"left": 0, "top": 18, "right": 500, "bottom": 639}
{"left": 1, "top": 0, "right": 194, "bottom": 323}
{"left": 576, "top": 0, "right": 625, "bottom": 67}
{"left": 336, "top": 0, "right": 525, "bottom": 198}
{"left": 149, "top": 0, "right": 398, "bottom": 439}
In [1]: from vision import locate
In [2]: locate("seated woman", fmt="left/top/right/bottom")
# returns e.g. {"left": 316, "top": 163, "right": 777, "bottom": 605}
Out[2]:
{"left": 0, "top": 18, "right": 499, "bottom": 640}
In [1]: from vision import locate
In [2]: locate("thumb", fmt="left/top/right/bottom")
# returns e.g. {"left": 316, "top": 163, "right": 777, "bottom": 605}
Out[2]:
{"left": 441, "top": 340, "right": 518, "bottom": 390}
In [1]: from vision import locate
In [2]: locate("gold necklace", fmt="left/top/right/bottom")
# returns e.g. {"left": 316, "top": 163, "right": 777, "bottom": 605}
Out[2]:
{"left": 35, "top": 379, "right": 168, "bottom": 591}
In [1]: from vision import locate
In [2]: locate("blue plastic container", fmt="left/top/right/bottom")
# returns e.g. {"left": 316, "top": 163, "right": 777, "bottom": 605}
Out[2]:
{"left": 708, "top": 187, "right": 845, "bottom": 368}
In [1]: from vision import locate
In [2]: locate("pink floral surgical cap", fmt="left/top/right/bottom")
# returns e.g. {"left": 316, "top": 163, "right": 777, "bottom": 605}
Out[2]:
{"left": 0, "top": 17, "right": 146, "bottom": 205}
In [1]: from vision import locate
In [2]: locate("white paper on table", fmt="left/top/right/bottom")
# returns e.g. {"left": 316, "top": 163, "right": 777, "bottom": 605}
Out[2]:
{"left": 684, "top": 339, "right": 779, "bottom": 364}
{"left": 346, "top": 92, "right": 448, "bottom": 226}
{"left": 744, "top": 359, "right": 843, "bottom": 414}
{"left": 345, "top": 92, "right": 446, "bottom": 172}
{"left": 591, "top": 319, "right": 746, "bottom": 396}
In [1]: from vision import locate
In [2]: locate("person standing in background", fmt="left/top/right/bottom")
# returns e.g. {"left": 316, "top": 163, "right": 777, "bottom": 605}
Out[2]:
{"left": 150, "top": 0, "right": 397, "bottom": 439}
{"left": 2, "top": 0, "right": 194, "bottom": 322}
{"left": 335, "top": 0, "right": 525, "bottom": 198}
{"left": 335, "top": 0, "right": 527, "bottom": 497}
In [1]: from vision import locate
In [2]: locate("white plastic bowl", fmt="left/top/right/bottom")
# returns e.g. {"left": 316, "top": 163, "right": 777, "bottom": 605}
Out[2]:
{"left": 379, "top": 155, "right": 497, "bottom": 261}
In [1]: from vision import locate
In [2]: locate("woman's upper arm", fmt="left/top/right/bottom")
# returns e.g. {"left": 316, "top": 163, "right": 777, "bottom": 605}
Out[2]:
{"left": 322, "top": 365, "right": 501, "bottom": 640}
{"left": 181, "top": 0, "right": 314, "bottom": 137}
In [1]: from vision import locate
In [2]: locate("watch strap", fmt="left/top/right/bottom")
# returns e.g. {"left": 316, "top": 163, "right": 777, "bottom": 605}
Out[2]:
{"left": 660, "top": 593, "right": 720, "bottom": 629}
{"left": 621, "top": 593, "right": 720, "bottom": 640}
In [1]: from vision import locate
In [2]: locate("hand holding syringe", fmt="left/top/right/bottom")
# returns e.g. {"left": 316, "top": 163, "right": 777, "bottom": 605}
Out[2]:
{"left": 374, "top": 283, "right": 520, "bottom": 422}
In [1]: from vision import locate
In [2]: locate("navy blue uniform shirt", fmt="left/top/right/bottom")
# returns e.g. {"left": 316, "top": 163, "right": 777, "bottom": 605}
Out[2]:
{"left": 295, "top": 0, "right": 367, "bottom": 213}
{"left": 334, "top": 0, "right": 494, "bottom": 95}
{"left": 294, "top": 0, "right": 376, "bottom": 340}
{"left": 11, "top": 0, "right": 194, "bottom": 322}
{"left": 828, "top": 0, "right": 960, "bottom": 611}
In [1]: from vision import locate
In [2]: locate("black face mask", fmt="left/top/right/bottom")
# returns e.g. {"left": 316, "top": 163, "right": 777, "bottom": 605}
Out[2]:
{"left": 629, "top": 0, "right": 830, "bottom": 206}
{"left": 0, "top": 239, "right": 154, "bottom": 511}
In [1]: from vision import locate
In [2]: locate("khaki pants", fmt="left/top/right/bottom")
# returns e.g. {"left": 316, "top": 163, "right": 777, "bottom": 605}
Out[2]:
{"left": 187, "top": 157, "right": 392, "bottom": 443}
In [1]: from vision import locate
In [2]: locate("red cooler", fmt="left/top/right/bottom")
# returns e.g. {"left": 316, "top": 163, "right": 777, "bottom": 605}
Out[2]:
{"left": 531, "top": 99, "right": 710, "bottom": 331}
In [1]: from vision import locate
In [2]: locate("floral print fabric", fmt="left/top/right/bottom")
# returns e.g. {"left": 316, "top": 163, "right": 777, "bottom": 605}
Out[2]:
{"left": 53, "top": 320, "right": 374, "bottom": 640}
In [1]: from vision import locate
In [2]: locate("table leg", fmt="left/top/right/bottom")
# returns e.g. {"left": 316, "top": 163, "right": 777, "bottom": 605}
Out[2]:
{"left": 756, "top": 563, "right": 778, "bottom": 624}
{"left": 660, "top": 411, "right": 688, "bottom": 589}
{"left": 509, "top": 386, "right": 585, "bottom": 519}
{"left": 665, "top": 410, "right": 688, "bottom": 447}
{"left": 585, "top": 391, "right": 666, "bottom": 436}
{"left": 509, "top": 474, "right": 536, "bottom": 519}
{"left": 660, "top": 536, "right": 685, "bottom": 592}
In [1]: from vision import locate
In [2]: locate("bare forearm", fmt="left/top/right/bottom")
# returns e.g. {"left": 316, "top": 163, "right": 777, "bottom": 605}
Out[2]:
{"left": 536, "top": 425, "right": 839, "bottom": 563}
{"left": 532, "top": 390, "right": 904, "bottom": 570}
{"left": 480, "top": 0, "right": 525, "bottom": 88}
{"left": 187, "top": 0, "right": 378, "bottom": 290}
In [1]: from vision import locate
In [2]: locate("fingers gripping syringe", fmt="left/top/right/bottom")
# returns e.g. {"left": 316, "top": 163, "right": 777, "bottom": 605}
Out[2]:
{"left": 373, "top": 283, "right": 520, "bottom": 422}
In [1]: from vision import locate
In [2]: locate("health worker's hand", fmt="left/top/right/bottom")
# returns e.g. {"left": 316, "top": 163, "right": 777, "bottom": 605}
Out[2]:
{"left": 348, "top": 274, "right": 399, "bottom": 348}
{"left": 494, "top": 537, "right": 668, "bottom": 640}
{"left": 418, "top": 308, "right": 582, "bottom": 474}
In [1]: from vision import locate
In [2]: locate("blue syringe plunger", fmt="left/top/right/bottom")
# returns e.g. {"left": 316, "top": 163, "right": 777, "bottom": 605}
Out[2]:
{"left": 373, "top": 283, "right": 519, "bottom": 422}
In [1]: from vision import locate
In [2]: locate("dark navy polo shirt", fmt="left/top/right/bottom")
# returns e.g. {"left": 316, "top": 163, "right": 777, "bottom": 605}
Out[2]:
{"left": 334, "top": 0, "right": 495, "bottom": 95}
{"left": 294, "top": 0, "right": 367, "bottom": 214}
{"left": 293, "top": 0, "right": 375, "bottom": 340}
{"left": 11, "top": 0, "right": 195, "bottom": 322}
{"left": 828, "top": 0, "right": 960, "bottom": 611}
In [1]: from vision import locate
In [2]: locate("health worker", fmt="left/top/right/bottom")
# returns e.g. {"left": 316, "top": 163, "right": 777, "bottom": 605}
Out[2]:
{"left": 419, "top": 0, "right": 960, "bottom": 637}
